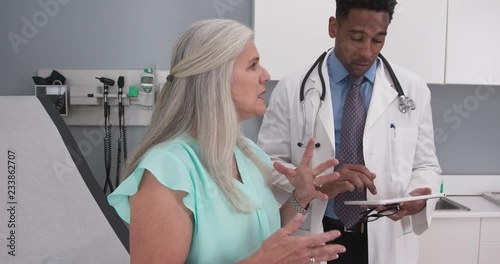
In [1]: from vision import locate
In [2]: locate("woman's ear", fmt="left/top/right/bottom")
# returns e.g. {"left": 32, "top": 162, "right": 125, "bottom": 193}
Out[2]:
{"left": 328, "top": 16, "right": 338, "bottom": 39}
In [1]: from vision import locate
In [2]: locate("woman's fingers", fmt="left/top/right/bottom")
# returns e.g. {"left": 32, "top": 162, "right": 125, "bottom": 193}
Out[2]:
{"left": 273, "top": 161, "right": 294, "bottom": 177}
{"left": 264, "top": 217, "right": 346, "bottom": 263}
{"left": 298, "top": 230, "right": 346, "bottom": 262}
{"left": 313, "top": 172, "right": 340, "bottom": 187}
{"left": 298, "top": 138, "right": 316, "bottom": 168}
{"left": 309, "top": 243, "right": 346, "bottom": 263}
{"left": 302, "top": 230, "right": 342, "bottom": 247}
{"left": 311, "top": 158, "right": 338, "bottom": 176}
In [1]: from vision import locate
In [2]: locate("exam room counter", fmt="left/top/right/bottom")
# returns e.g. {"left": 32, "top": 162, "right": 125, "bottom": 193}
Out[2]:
{"left": 420, "top": 194, "right": 500, "bottom": 264}
{"left": 433, "top": 195, "right": 500, "bottom": 218}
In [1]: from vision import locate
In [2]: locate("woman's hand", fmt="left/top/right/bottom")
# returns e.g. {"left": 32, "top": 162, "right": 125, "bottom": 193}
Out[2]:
{"left": 274, "top": 138, "right": 340, "bottom": 205}
{"left": 240, "top": 214, "right": 346, "bottom": 264}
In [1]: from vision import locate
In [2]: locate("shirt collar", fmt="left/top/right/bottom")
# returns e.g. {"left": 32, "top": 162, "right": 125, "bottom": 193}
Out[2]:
{"left": 329, "top": 52, "right": 379, "bottom": 84}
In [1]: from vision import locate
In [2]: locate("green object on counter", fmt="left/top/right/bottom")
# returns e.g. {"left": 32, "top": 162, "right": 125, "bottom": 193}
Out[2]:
{"left": 440, "top": 183, "right": 444, "bottom": 193}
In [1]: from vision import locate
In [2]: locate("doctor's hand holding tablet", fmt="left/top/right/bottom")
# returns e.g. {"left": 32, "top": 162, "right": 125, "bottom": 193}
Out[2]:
{"left": 319, "top": 161, "right": 440, "bottom": 221}
{"left": 312, "top": 159, "right": 445, "bottom": 221}
{"left": 344, "top": 188, "right": 446, "bottom": 221}
{"left": 313, "top": 160, "right": 439, "bottom": 222}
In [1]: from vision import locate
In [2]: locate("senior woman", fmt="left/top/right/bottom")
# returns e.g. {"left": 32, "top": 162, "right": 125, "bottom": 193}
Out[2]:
{"left": 108, "top": 19, "right": 346, "bottom": 264}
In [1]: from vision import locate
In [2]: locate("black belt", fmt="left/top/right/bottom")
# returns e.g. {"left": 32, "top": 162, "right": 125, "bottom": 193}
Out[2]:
{"left": 323, "top": 216, "right": 366, "bottom": 234}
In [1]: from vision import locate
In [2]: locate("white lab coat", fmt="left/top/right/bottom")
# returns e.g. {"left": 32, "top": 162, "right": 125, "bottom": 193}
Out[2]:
{"left": 257, "top": 50, "right": 442, "bottom": 264}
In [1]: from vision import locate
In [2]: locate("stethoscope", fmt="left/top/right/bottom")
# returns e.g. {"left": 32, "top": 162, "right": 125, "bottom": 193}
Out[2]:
{"left": 297, "top": 51, "right": 416, "bottom": 148}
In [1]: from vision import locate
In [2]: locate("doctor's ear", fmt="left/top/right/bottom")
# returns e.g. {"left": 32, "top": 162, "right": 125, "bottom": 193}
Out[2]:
{"left": 328, "top": 16, "right": 338, "bottom": 38}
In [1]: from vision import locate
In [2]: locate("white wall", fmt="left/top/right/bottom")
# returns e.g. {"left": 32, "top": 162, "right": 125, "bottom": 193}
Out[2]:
{"left": 1, "top": 0, "right": 499, "bottom": 186}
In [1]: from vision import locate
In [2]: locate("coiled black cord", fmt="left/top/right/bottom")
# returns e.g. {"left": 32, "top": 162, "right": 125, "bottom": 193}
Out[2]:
{"left": 122, "top": 104, "right": 128, "bottom": 161}
{"left": 103, "top": 89, "right": 114, "bottom": 193}
{"left": 116, "top": 103, "right": 124, "bottom": 188}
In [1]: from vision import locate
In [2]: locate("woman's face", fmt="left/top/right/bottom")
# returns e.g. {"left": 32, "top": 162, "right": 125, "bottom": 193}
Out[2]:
{"left": 231, "top": 40, "right": 270, "bottom": 121}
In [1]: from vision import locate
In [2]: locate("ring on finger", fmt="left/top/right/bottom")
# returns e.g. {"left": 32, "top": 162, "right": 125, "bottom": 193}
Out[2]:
{"left": 313, "top": 177, "right": 322, "bottom": 188}
{"left": 308, "top": 256, "right": 315, "bottom": 264}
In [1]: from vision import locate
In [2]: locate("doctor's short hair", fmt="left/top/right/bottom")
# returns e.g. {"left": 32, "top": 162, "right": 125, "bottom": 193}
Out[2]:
{"left": 335, "top": 0, "right": 398, "bottom": 22}
{"left": 121, "top": 19, "right": 270, "bottom": 213}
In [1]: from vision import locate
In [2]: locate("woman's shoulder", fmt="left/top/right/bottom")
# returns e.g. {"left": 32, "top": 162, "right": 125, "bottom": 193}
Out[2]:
{"left": 241, "top": 137, "right": 272, "bottom": 165}
{"left": 242, "top": 137, "right": 262, "bottom": 153}
{"left": 146, "top": 135, "right": 199, "bottom": 160}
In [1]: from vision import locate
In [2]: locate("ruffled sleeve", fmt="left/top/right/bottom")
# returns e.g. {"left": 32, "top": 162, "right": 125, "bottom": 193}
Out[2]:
{"left": 107, "top": 145, "right": 196, "bottom": 224}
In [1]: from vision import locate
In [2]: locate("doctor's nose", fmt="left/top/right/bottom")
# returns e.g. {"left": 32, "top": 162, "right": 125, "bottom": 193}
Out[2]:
{"left": 358, "top": 43, "right": 375, "bottom": 60}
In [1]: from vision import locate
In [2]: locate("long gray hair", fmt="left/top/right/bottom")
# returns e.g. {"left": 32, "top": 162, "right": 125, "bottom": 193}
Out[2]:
{"left": 121, "top": 19, "right": 270, "bottom": 212}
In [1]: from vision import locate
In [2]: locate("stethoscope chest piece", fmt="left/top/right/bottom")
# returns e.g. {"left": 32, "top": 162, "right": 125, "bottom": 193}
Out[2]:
{"left": 398, "top": 95, "right": 416, "bottom": 114}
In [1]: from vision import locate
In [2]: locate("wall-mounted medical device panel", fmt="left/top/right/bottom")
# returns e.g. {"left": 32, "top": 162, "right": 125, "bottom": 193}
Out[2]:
{"left": 37, "top": 69, "right": 168, "bottom": 126}
{"left": 35, "top": 85, "right": 69, "bottom": 116}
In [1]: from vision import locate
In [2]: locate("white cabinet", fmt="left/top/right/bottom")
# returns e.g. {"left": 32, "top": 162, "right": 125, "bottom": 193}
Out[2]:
{"left": 254, "top": 0, "right": 447, "bottom": 83}
{"left": 419, "top": 218, "right": 481, "bottom": 264}
{"left": 419, "top": 217, "right": 500, "bottom": 264}
{"left": 382, "top": 0, "right": 447, "bottom": 84}
{"left": 478, "top": 218, "right": 500, "bottom": 264}
{"left": 446, "top": 0, "right": 500, "bottom": 85}
{"left": 254, "top": 0, "right": 499, "bottom": 85}
{"left": 254, "top": 0, "right": 336, "bottom": 80}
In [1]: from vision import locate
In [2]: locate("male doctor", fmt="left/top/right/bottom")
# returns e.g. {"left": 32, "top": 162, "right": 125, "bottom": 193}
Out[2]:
{"left": 257, "top": 0, "right": 442, "bottom": 263}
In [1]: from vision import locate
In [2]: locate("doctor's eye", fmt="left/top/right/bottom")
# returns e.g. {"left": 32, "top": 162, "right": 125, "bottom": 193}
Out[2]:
{"left": 248, "top": 63, "right": 258, "bottom": 70}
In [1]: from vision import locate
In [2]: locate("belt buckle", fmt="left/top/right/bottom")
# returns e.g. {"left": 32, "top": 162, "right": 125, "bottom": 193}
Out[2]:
{"left": 343, "top": 222, "right": 365, "bottom": 233}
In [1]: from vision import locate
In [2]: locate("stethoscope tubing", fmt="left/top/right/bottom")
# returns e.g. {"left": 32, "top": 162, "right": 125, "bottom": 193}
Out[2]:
{"left": 297, "top": 51, "right": 415, "bottom": 148}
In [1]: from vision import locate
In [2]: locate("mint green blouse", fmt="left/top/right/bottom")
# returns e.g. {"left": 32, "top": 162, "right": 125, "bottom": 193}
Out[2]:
{"left": 108, "top": 136, "right": 280, "bottom": 264}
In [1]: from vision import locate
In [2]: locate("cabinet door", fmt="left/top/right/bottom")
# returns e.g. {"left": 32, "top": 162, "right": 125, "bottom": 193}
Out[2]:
{"left": 478, "top": 218, "right": 500, "bottom": 264}
{"left": 382, "top": 0, "right": 447, "bottom": 84}
{"left": 478, "top": 243, "right": 500, "bottom": 264}
{"left": 446, "top": 0, "right": 500, "bottom": 85}
{"left": 419, "top": 218, "right": 481, "bottom": 264}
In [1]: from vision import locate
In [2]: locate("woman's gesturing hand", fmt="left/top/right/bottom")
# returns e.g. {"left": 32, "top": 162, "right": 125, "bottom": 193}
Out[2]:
{"left": 242, "top": 214, "right": 346, "bottom": 264}
{"left": 274, "top": 138, "right": 340, "bottom": 204}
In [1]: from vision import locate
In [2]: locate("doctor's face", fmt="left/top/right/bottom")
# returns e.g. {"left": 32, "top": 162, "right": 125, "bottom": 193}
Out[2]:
{"left": 330, "top": 8, "right": 390, "bottom": 77}
{"left": 232, "top": 40, "right": 270, "bottom": 121}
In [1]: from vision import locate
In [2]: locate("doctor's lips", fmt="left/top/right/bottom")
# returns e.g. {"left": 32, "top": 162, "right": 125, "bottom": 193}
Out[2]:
{"left": 354, "top": 62, "right": 370, "bottom": 68}
{"left": 258, "top": 91, "right": 266, "bottom": 98}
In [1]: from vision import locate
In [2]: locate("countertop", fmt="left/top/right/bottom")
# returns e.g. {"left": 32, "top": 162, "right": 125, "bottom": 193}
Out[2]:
{"left": 433, "top": 195, "right": 500, "bottom": 218}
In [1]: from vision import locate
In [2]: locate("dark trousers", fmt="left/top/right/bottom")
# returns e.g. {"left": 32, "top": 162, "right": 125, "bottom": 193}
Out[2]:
{"left": 323, "top": 216, "right": 368, "bottom": 264}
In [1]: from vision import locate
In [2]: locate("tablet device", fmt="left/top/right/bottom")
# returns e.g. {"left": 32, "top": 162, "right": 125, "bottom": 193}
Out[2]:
{"left": 344, "top": 193, "right": 446, "bottom": 206}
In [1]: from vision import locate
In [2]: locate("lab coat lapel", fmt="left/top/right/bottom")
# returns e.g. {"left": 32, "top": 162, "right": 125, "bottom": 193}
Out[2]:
{"left": 365, "top": 61, "right": 398, "bottom": 130}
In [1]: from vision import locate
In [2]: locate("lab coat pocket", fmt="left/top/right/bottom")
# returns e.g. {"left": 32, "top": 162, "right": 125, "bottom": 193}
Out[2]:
{"left": 388, "top": 127, "right": 418, "bottom": 184}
